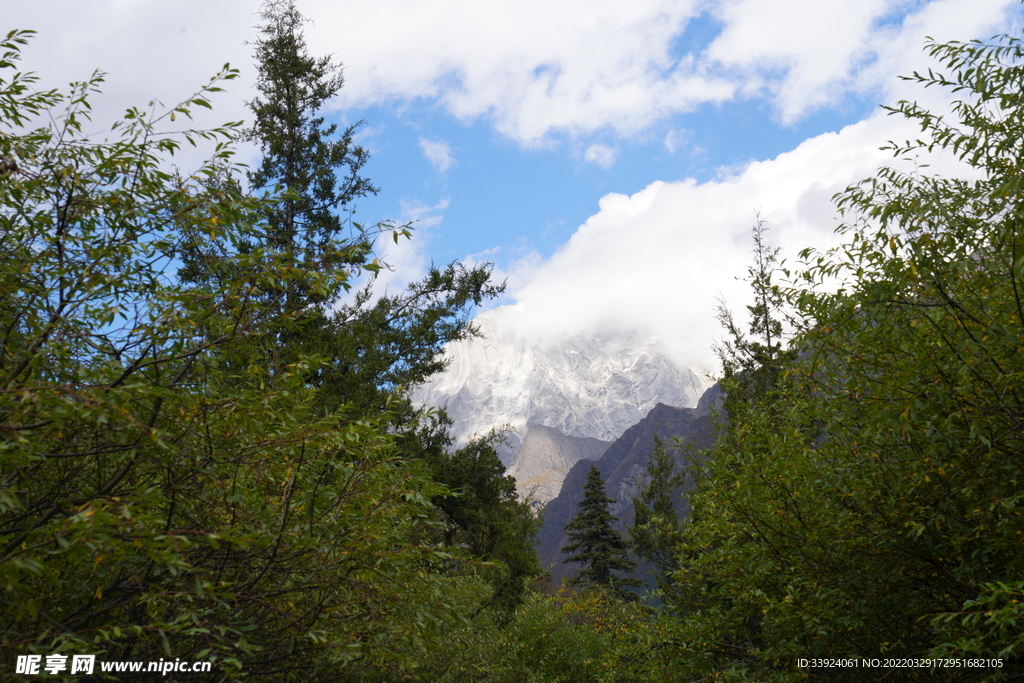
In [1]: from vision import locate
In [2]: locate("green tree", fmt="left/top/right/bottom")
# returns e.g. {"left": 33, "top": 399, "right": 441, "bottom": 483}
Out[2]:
{"left": 666, "top": 31, "right": 1024, "bottom": 682}
{"left": 0, "top": 29, "right": 459, "bottom": 680}
{"left": 228, "top": 0, "right": 504, "bottom": 421}
{"left": 400, "top": 415, "right": 541, "bottom": 615}
{"left": 563, "top": 466, "right": 640, "bottom": 594}
{"left": 629, "top": 437, "right": 687, "bottom": 598}
{"left": 234, "top": 0, "right": 532, "bottom": 626}
{"left": 176, "top": 0, "right": 385, "bottom": 383}
{"left": 713, "top": 215, "right": 791, "bottom": 404}
{"left": 313, "top": 262, "right": 503, "bottom": 418}
{"left": 243, "top": 0, "right": 377, "bottom": 302}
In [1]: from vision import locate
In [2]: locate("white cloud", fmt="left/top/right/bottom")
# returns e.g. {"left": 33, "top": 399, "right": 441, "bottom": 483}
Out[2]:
{"left": 419, "top": 138, "right": 455, "bottom": 172}
{"left": 9, "top": 0, "right": 1018, "bottom": 150}
{"left": 705, "top": 0, "right": 898, "bottom": 122}
{"left": 8, "top": 0, "right": 259, "bottom": 171}
{"left": 318, "top": 0, "right": 728, "bottom": 144}
{"left": 583, "top": 143, "right": 617, "bottom": 168}
{"left": 663, "top": 129, "right": 689, "bottom": 154}
{"left": 855, "top": 0, "right": 1022, "bottom": 108}
{"left": 319, "top": 0, "right": 1016, "bottom": 142}
{"left": 702, "top": 0, "right": 1021, "bottom": 123}
{"left": 496, "top": 107, "right": 979, "bottom": 374}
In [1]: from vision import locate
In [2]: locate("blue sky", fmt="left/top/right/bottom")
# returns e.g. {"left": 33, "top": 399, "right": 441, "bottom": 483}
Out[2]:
{"left": 349, "top": 85, "right": 874, "bottom": 265}
{"left": 8, "top": 0, "right": 1023, "bottom": 372}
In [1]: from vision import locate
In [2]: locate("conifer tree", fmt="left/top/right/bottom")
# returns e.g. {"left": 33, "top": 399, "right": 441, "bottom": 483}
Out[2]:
{"left": 713, "top": 216, "right": 791, "bottom": 403}
{"left": 177, "top": 0, "right": 380, "bottom": 334}
{"left": 630, "top": 436, "right": 687, "bottom": 597}
{"left": 244, "top": 0, "right": 377, "bottom": 307}
{"left": 562, "top": 466, "right": 640, "bottom": 592}
{"left": 219, "top": 0, "right": 506, "bottom": 418}
{"left": 235, "top": 2, "right": 533, "bottom": 616}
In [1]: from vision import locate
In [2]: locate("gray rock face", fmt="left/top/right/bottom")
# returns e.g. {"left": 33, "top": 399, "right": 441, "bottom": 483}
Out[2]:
{"left": 507, "top": 425, "right": 610, "bottom": 504}
{"left": 413, "top": 306, "right": 710, "bottom": 482}
{"left": 536, "top": 386, "right": 721, "bottom": 587}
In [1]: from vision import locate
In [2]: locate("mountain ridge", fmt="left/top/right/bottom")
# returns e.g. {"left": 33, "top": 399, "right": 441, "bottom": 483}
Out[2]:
{"left": 506, "top": 425, "right": 611, "bottom": 504}
{"left": 413, "top": 307, "right": 709, "bottom": 486}
{"left": 536, "top": 383, "right": 722, "bottom": 587}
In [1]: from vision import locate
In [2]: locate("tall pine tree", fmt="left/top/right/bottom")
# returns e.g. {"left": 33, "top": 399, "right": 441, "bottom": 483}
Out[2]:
{"left": 235, "top": 1, "right": 537, "bottom": 616}
{"left": 562, "top": 466, "right": 640, "bottom": 593}
{"left": 713, "top": 216, "right": 791, "bottom": 403}
{"left": 244, "top": 0, "right": 377, "bottom": 308}
{"left": 231, "top": 0, "right": 505, "bottom": 418}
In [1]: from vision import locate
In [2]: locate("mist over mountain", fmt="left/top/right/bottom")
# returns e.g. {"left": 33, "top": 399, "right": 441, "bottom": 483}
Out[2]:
{"left": 413, "top": 306, "right": 709, "bottom": 462}
{"left": 413, "top": 307, "right": 710, "bottom": 506}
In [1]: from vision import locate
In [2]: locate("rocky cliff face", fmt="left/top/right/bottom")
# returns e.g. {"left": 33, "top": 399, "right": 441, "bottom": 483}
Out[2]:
{"left": 506, "top": 425, "right": 610, "bottom": 504}
{"left": 536, "top": 384, "right": 722, "bottom": 587}
{"left": 413, "top": 307, "right": 709, "bottom": 498}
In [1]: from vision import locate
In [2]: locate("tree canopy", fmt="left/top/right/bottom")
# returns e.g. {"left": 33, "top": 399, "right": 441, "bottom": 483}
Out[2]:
{"left": 0, "top": 26, "right": 451, "bottom": 676}
{"left": 0, "top": 21, "right": 528, "bottom": 680}
{"left": 661, "top": 32, "right": 1024, "bottom": 682}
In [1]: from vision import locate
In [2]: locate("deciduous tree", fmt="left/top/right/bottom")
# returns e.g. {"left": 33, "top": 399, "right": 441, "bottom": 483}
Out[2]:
{"left": 0, "top": 29, "right": 455, "bottom": 679}
{"left": 668, "top": 31, "right": 1024, "bottom": 682}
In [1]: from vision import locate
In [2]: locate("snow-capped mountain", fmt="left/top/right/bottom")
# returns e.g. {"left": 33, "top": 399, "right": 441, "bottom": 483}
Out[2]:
{"left": 413, "top": 307, "right": 710, "bottom": 501}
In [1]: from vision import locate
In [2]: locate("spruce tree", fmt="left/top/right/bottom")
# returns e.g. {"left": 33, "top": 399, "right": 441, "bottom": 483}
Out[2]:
{"left": 244, "top": 0, "right": 377, "bottom": 308}
{"left": 213, "top": 0, "right": 506, "bottom": 418}
{"left": 177, "top": 0, "right": 378, "bottom": 340}
{"left": 562, "top": 466, "right": 640, "bottom": 592}
{"left": 630, "top": 436, "right": 686, "bottom": 597}
{"left": 234, "top": 2, "right": 535, "bottom": 615}
{"left": 713, "top": 216, "right": 791, "bottom": 403}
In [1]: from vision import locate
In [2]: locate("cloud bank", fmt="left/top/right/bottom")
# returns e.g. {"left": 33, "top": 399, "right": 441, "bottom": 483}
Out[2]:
{"left": 10, "top": 0, "right": 1017, "bottom": 150}
{"left": 322, "top": 0, "right": 1017, "bottom": 144}
{"left": 491, "top": 107, "right": 982, "bottom": 375}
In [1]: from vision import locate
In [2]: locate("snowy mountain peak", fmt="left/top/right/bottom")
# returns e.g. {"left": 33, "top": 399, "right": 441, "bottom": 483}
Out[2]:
{"left": 414, "top": 307, "right": 711, "bottom": 467}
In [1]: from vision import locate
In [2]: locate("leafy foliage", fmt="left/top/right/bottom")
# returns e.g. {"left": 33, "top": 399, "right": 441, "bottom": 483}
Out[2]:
{"left": 0, "top": 28, "right": 464, "bottom": 679}
{"left": 228, "top": 1, "right": 532, "bottom": 623}
{"left": 313, "top": 261, "right": 504, "bottom": 419}
{"left": 402, "top": 414, "right": 541, "bottom": 615}
{"left": 346, "top": 580, "right": 677, "bottom": 683}
{"left": 629, "top": 437, "right": 689, "bottom": 600}
{"left": 667, "top": 31, "right": 1024, "bottom": 682}
{"left": 0, "top": 23, "right": 535, "bottom": 682}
